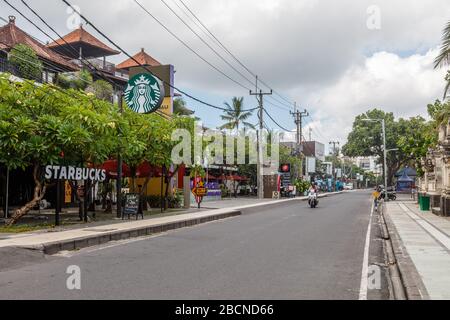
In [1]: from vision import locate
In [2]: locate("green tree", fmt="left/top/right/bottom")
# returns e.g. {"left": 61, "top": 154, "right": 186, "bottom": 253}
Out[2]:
{"left": 0, "top": 74, "right": 120, "bottom": 225}
{"left": 173, "top": 97, "right": 194, "bottom": 116}
{"left": 8, "top": 44, "right": 43, "bottom": 81}
{"left": 57, "top": 69, "right": 93, "bottom": 90}
{"left": 342, "top": 109, "right": 429, "bottom": 185}
{"left": 435, "top": 21, "right": 450, "bottom": 68}
{"left": 86, "top": 79, "right": 113, "bottom": 101}
{"left": 219, "top": 97, "right": 254, "bottom": 131}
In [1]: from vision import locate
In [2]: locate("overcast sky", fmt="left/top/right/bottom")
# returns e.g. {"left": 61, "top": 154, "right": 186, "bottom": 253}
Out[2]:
{"left": 1, "top": 0, "right": 449, "bottom": 152}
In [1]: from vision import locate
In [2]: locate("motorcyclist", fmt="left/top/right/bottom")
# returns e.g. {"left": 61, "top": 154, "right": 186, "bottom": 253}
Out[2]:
{"left": 308, "top": 183, "right": 319, "bottom": 207}
{"left": 309, "top": 183, "right": 318, "bottom": 194}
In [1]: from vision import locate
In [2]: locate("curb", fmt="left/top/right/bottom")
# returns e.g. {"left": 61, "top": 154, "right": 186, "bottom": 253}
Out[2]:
{"left": 10, "top": 191, "right": 346, "bottom": 255}
{"left": 381, "top": 201, "right": 430, "bottom": 300}
{"left": 25, "top": 210, "right": 241, "bottom": 255}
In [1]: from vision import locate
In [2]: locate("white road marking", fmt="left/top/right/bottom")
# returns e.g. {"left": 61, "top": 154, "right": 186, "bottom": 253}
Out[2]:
{"left": 359, "top": 200, "right": 374, "bottom": 300}
{"left": 53, "top": 234, "right": 167, "bottom": 258}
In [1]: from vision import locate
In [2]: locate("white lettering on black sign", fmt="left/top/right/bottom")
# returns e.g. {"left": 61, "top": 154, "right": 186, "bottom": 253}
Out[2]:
{"left": 44, "top": 165, "right": 106, "bottom": 182}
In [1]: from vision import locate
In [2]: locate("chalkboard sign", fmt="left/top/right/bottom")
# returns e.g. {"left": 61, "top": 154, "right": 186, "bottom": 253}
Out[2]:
{"left": 123, "top": 193, "right": 142, "bottom": 219}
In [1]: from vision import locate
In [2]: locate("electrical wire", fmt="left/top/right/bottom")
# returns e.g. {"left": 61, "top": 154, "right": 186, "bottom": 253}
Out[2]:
{"left": 176, "top": 0, "right": 296, "bottom": 109}
{"left": 263, "top": 108, "right": 292, "bottom": 132}
{"left": 159, "top": 0, "right": 255, "bottom": 88}
{"left": 62, "top": 0, "right": 258, "bottom": 113}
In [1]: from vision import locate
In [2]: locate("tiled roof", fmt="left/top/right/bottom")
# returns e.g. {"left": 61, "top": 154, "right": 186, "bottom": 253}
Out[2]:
{"left": 47, "top": 26, "right": 120, "bottom": 57}
{"left": 116, "top": 48, "right": 161, "bottom": 70}
{"left": 0, "top": 16, "right": 78, "bottom": 71}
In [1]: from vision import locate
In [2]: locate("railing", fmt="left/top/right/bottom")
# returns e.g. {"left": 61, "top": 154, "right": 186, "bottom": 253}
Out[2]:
{"left": 0, "top": 56, "right": 44, "bottom": 83}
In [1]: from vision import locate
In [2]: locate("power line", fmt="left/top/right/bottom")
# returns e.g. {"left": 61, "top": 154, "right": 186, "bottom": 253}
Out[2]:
{"left": 263, "top": 108, "right": 291, "bottom": 132}
{"left": 133, "top": 0, "right": 251, "bottom": 92}
{"left": 177, "top": 0, "right": 296, "bottom": 109}
{"left": 62, "top": 0, "right": 256, "bottom": 113}
{"left": 17, "top": 0, "right": 172, "bottom": 122}
{"left": 159, "top": 0, "right": 255, "bottom": 88}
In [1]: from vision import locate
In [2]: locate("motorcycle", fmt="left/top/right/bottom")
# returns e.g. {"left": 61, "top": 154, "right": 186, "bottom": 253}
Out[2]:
{"left": 379, "top": 188, "right": 397, "bottom": 201}
{"left": 308, "top": 191, "right": 318, "bottom": 208}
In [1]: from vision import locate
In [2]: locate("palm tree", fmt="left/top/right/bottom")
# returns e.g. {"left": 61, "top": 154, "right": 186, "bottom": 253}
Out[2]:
{"left": 173, "top": 98, "right": 195, "bottom": 116}
{"left": 219, "top": 97, "right": 254, "bottom": 132}
{"left": 435, "top": 21, "right": 450, "bottom": 69}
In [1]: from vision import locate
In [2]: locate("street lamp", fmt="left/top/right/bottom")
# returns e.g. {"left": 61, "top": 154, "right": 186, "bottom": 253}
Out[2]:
{"left": 361, "top": 118, "right": 388, "bottom": 194}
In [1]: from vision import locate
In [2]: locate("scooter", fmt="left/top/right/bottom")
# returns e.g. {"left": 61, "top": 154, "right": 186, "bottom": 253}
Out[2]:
{"left": 379, "top": 189, "right": 397, "bottom": 201}
{"left": 308, "top": 191, "right": 318, "bottom": 208}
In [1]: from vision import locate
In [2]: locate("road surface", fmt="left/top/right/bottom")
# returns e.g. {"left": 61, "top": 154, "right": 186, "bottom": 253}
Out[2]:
{"left": 0, "top": 190, "right": 389, "bottom": 299}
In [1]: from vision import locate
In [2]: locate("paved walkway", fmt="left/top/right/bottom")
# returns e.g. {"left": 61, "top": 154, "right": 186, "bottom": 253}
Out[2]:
{"left": 386, "top": 200, "right": 450, "bottom": 299}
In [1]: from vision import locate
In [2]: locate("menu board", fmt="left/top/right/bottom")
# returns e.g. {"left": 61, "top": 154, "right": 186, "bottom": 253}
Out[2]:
{"left": 124, "top": 193, "right": 140, "bottom": 216}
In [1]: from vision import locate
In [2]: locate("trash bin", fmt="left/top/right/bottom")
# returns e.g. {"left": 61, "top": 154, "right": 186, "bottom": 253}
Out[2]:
{"left": 420, "top": 195, "right": 430, "bottom": 211}
{"left": 418, "top": 194, "right": 422, "bottom": 206}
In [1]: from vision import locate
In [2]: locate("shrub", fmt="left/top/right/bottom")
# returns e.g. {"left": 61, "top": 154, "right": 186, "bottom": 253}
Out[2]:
{"left": 8, "top": 44, "right": 43, "bottom": 81}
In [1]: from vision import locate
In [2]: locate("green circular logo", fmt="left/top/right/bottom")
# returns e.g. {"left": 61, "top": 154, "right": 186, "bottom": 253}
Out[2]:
{"left": 124, "top": 73, "right": 164, "bottom": 114}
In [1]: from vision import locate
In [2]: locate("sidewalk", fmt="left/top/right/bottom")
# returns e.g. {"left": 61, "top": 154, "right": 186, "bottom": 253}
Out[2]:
{"left": 0, "top": 193, "right": 341, "bottom": 254}
{"left": 385, "top": 199, "right": 450, "bottom": 299}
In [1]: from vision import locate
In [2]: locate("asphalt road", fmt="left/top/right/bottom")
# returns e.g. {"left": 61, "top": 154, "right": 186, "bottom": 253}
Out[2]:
{"left": 0, "top": 190, "right": 389, "bottom": 299}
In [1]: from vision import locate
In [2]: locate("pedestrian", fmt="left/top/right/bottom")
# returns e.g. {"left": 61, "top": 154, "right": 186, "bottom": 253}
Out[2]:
{"left": 372, "top": 187, "right": 381, "bottom": 209}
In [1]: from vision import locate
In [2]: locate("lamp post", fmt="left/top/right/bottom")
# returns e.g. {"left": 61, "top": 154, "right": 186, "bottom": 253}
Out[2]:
{"left": 362, "top": 118, "right": 388, "bottom": 196}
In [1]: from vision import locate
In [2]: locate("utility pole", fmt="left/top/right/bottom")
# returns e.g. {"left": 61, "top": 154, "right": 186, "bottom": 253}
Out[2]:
{"left": 117, "top": 91, "right": 123, "bottom": 218}
{"left": 250, "top": 76, "right": 272, "bottom": 200}
{"left": 329, "top": 141, "right": 340, "bottom": 191}
{"left": 382, "top": 119, "right": 388, "bottom": 192}
{"left": 290, "top": 105, "right": 309, "bottom": 178}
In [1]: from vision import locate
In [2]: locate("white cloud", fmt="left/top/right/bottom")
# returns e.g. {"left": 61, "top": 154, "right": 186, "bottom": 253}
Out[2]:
{"left": 305, "top": 47, "right": 447, "bottom": 145}
{"left": 1, "top": 0, "right": 449, "bottom": 145}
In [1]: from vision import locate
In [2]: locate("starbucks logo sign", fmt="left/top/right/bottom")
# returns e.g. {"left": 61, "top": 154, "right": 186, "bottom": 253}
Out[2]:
{"left": 124, "top": 73, "right": 164, "bottom": 114}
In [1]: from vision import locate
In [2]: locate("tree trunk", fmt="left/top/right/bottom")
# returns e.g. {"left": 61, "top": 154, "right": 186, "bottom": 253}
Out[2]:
{"left": 7, "top": 164, "right": 46, "bottom": 226}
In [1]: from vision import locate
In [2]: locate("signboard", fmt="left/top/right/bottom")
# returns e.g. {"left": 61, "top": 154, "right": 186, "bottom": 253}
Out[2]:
{"left": 306, "top": 157, "right": 316, "bottom": 173}
{"left": 124, "top": 73, "right": 164, "bottom": 114}
{"left": 192, "top": 179, "right": 208, "bottom": 208}
{"left": 279, "top": 163, "right": 291, "bottom": 187}
{"left": 123, "top": 193, "right": 142, "bottom": 219}
{"left": 44, "top": 165, "right": 106, "bottom": 182}
{"left": 64, "top": 181, "right": 72, "bottom": 203}
{"left": 272, "top": 191, "right": 280, "bottom": 199}
{"left": 192, "top": 180, "right": 208, "bottom": 197}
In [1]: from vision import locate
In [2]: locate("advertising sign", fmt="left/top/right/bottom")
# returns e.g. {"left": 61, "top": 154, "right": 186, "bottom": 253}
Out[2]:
{"left": 44, "top": 165, "right": 106, "bottom": 182}
{"left": 124, "top": 73, "right": 164, "bottom": 114}
{"left": 124, "top": 193, "right": 142, "bottom": 219}
{"left": 192, "top": 180, "right": 208, "bottom": 197}
{"left": 306, "top": 157, "right": 316, "bottom": 173}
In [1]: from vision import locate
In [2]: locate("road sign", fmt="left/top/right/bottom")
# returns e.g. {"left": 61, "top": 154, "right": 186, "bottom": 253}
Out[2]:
{"left": 192, "top": 180, "right": 208, "bottom": 197}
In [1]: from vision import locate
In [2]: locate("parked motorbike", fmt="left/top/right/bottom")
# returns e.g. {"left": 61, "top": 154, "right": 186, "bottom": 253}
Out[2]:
{"left": 308, "top": 191, "right": 318, "bottom": 208}
{"left": 379, "top": 188, "right": 397, "bottom": 201}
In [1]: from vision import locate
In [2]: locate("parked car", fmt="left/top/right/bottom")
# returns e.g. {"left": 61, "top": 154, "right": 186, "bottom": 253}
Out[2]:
{"left": 344, "top": 183, "right": 354, "bottom": 190}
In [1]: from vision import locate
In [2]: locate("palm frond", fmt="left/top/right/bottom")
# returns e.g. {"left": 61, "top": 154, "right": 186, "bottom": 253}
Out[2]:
{"left": 435, "top": 21, "right": 450, "bottom": 68}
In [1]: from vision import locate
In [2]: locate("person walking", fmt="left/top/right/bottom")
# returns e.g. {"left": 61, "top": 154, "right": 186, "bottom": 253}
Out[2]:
{"left": 372, "top": 186, "right": 381, "bottom": 209}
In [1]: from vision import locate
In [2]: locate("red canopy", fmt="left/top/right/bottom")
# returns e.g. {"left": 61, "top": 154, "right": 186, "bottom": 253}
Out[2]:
{"left": 101, "top": 159, "right": 131, "bottom": 178}
{"left": 100, "top": 160, "right": 176, "bottom": 179}
{"left": 205, "top": 173, "right": 217, "bottom": 180}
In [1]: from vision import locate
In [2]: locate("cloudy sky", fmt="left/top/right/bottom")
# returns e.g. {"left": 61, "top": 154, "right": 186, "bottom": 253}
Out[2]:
{"left": 1, "top": 0, "right": 449, "bottom": 152}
